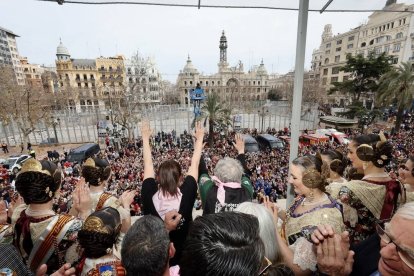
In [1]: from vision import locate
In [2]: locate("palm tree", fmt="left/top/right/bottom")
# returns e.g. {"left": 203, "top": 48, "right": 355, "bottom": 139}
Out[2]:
{"left": 377, "top": 62, "right": 414, "bottom": 132}
{"left": 200, "top": 92, "right": 232, "bottom": 146}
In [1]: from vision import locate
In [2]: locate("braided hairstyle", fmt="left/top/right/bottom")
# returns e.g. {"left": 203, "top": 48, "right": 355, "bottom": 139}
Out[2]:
{"left": 353, "top": 133, "right": 393, "bottom": 168}
{"left": 78, "top": 207, "right": 121, "bottom": 259}
{"left": 292, "top": 154, "right": 330, "bottom": 192}
{"left": 321, "top": 149, "right": 347, "bottom": 177}
{"left": 81, "top": 158, "right": 111, "bottom": 186}
{"left": 15, "top": 160, "right": 62, "bottom": 205}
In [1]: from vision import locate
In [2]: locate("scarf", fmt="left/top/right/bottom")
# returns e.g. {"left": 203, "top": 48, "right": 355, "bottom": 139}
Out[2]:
{"left": 211, "top": 176, "right": 242, "bottom": 205}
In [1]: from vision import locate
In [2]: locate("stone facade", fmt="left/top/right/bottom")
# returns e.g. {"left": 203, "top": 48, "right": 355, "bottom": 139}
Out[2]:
{"left": 125, "top": 52, "right": 163, "bottom": 105}
{"left": 55, "top": 41, "right": 128, "bottom": 113}
{"left": 20, "top": 57, "right": 45, "bottom": 89}
{"left": 311, "top": 1, "right": 414, "bottom": 105}
{"left": 176, "top": 31, "right": 269, "bottom": 107}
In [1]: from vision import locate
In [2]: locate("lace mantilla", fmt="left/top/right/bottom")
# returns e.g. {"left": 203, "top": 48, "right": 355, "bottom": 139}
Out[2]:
{"left": 289, "top": 237, "right": 317, "bottom": 271}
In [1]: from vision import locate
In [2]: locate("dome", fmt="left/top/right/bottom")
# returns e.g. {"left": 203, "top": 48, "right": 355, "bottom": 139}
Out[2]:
{"left": 257, "top": 59, "right": 268, "bottom": 75}
{"left": 183, "top": 55, "right": 198, "bottom": 74}
{"left": 56, "top": 40, "right": 70, "bottom": 57}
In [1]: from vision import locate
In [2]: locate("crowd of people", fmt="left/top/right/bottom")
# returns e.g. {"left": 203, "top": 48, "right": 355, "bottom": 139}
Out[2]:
{"left": 0, "top": 110, "right": 414, "bottom": 275}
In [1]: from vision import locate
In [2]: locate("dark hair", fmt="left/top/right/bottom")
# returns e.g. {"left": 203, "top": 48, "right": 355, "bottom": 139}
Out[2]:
{"left": 157, "top": 160, "right": 182, "bottom": 197}
{"left": 82, "top": 158, "right": 111, "bottom": 186}
{"left": 352, "top": 134, "right": 393, "bottom": 168}
{"left": 321, "top": 149, "right": 347, "bottom": 176}
{"left": 78, "top": 207, "right": 121, "bottom": 259}
{"left": 15, "top": 161, "right": 62, "bottom": 205}
{"left": 292, "top": 155, "right": 329, "bottom": 191}
{"left": 179, "top": 212, "right": 264, "bottom": 276}
{"left": 121, "top": 215, "right": 170, "bottom": 276}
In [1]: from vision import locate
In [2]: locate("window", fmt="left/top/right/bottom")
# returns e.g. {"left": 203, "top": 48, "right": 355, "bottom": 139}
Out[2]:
{"left": 331, "top": 76, "right": 338, "bottom": 82}
{"left": 325, "top": 50, "right": 331, "bottom": 54}
{"left": 392, "top": 57, "right": 399, "bottom": 64}
{"left": 326, "top": 43, "right": 331, "bottom": 48}
{"left": 337, "top": 40, "right": 342, "bottom": 45}
{"left": 334, "top": 55, "right": 340, "bottom": 62}
{"left": 83, "top": 74, "right": 87, "bottom": 80}
{"left": 384, "top": 45, "right": 390, "bottom": 53}
{"left": 332, "top": 67, "right": 340, "bottom": 74}
{"left": 386, "top": 35, "right": 392, "bottom": 41}
{"left": 396, "top": 32, "right": 403, "bottom": 39}
{"left": 347, "top": 44, "right": 354, "bottom": 49}
{"left": 323, "top": 68, "right": 328, "bottom": 75}
{"left": 393, "top": 43, "right": 401, "bottom": 52}
{"left": 322, "top": 78, "right": 327, "bottom": 85}
{"left": 76, "top": 74, "right": 80, "bottom": 80}
{"left": 369, "top": 39, "right": 374, "bottom": 45}
{"left": 78, "top": 83, "right": 81, "bottom": 88}
{"left": 336, "top": 47, "right": 341, "bottom": 52}
{"left": 90, "top": 74, "right": 94, "bottom": 80}
{"left": 375, "top": 47, "right": 382, "bottom": 54}
{"left": 348, "top": 36, "right": 355, "bottom": 41}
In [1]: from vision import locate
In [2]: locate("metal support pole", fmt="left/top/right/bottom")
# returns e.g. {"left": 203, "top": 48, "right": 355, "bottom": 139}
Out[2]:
{"left": 287, "top": 0, "right": 309, "bottom": 206}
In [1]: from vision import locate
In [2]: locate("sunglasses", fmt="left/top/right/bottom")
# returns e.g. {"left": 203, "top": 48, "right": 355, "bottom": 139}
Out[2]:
{"left": 258, "top": 256, "right": 272, "bottom": 275}
{"left": 376, "top": 220, "right": 414, "bottom": 270}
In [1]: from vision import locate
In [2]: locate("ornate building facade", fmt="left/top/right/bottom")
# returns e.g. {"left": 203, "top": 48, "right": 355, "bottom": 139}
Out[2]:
{"left": 55, "top": 41, "right": 127, "bottom": 113}
{"left": 311, "top": 0, "right": 414, "bottom": 105}
{"left": 124, "top": 52, "right": 163, "bottom": 105}
{"left": 177, "top": 31, "right": 270, "bottom": 107}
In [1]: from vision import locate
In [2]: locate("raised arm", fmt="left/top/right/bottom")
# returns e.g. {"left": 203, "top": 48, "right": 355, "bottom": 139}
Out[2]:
{"left": 233, "top": 133, "right": 251, "bottom": 175}
{"left": 141, "top": 120, "right": 155, "bottom": 180}
{"left": 187, "top": 121, "right": 205, "bottom": 180}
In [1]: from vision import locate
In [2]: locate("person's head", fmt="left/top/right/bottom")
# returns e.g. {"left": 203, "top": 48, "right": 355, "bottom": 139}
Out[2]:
{"left": 78, "top": 207, "right": 121, "bottom": 259}
{"left": 321, "top": 149, "right": 347, "bottom": 178}
{"left": 235, "top": 202, "right": 282, "bottom": 265}
{"left": 399, "top": 157, "right": 414, "bottom": 185}
{"left": 121, "top": 215, "right": 174, "bottom": 276}
{"left": 347, "top": 133, "right": 392, "bottom": 171}
{"left": 289, "top": 155, "right": 330, "bottom": 196}
{"left": 157, "top": 160, "right": 182, "bottom": 197}
{"left": 81, "top": 158, "right": 111, "bottom": 186}
{"left": 213, "top": 157, "right": 244, "bottom": 183}
{"left": 180, "top": 212, "right": 265, "bottom": 276}
{"left": 377, "top": 202, "right": 414, "bottom": 276}
{"left": 15, "top": 159, "right": 63, "bottom": 205}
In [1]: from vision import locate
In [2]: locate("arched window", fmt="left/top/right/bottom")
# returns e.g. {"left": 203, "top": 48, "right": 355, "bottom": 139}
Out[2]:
{"left": 396, "top": 32, "right": 403, "bottom": 39}
{"left": 324, "top": 58, "right": 329, "bottom": 64}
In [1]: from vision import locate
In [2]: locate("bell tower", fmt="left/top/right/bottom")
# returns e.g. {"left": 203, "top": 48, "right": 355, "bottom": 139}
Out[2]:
{"left": 219, "top": 30, "right": 227, "bottom": 63}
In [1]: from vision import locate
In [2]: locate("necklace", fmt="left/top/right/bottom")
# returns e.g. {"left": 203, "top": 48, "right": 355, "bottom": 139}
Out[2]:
{"left": 26, "top": 207, "right": 55, "bottom": 217}
{"left": 362, "top": 172, "right": 389, "bottom": 180}
{"left": 302, "top": 194, "right": 329, "bottom": 206}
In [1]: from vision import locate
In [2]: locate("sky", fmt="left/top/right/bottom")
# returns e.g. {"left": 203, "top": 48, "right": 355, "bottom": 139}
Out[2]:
{"left": 2, "top": 0, "right": 414, "bottom": 82}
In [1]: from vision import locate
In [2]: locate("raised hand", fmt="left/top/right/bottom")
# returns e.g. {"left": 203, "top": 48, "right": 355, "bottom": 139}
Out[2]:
{"left": 233, "top": 133, "right": 245, "bottom": 154}
{"left": 316, "top": 234, "right": 354, "bottom": 276}
{"left": 193, "top": 121, "right": 205, "bottom": 143}
{"left": 120, "top": 190, "right": 135, "bottom": 209}
{"left": 140, "top": 120, "right": 153, "bottom": 141}
{"left": 73, "top": 177, "right": 92, "bottom": 219}
{"left": 263, "top": 196, "right": 279, "bottom": 224}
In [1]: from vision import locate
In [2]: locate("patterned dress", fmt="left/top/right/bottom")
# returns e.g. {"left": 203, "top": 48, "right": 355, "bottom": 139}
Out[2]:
{"left": 335, "top": 179, "right": 400, "bottom": 244}
{"left": 284, "top": 195, "right": 345, "bottom": 271}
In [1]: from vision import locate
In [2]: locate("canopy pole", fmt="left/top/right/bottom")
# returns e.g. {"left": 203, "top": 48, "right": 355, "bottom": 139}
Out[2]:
{"left": 287, "top": 0, "right": 309, "bottom": 207}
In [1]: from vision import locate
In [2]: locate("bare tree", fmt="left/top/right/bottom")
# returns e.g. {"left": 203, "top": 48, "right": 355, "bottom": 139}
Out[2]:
{"left": 0, "top": 66, "right": 52, "bottom": 145}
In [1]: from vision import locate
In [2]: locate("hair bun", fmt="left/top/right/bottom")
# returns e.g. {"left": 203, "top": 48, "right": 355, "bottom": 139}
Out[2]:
{"left": 356, "top": 144, "right": 374, "bottom": 162}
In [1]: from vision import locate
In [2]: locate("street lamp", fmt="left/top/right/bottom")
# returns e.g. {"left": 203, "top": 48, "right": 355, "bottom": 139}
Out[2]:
{"left": 51, "top": 116, "right": 60, "bottom": 143}
{"left": 258, "top": 106, "right": 269, "bottom": 132}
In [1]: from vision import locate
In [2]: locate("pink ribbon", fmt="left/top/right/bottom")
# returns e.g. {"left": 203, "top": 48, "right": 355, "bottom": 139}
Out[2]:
{"left": 169, "top": 265, "right": 180, "bottom": 276}
{"left": 211, "top": 176, "right": 242, "bottom": 205}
